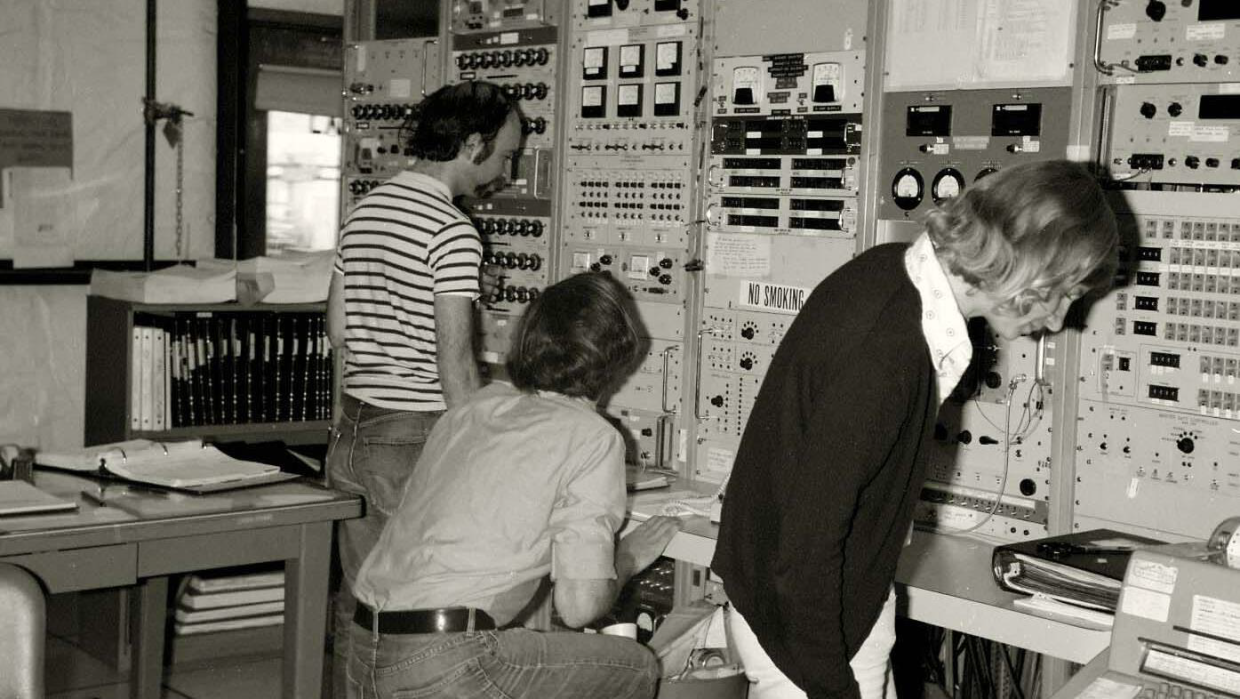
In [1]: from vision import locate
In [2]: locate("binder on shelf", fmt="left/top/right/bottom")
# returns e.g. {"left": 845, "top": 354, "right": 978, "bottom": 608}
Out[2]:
{"left": 34, "top": 439, "right": 297, "bottom": 493}
{"left": 152, "top": 327, "right": 167, "bottom": 432}
{"left": 992, "top": 528, "right": 1165, "bottom": 612}
{"left": 130, "top": 327, "right": 142, "bottom": 431}
{"left": 138, "top": 326, "right": 154, "bottom": 431}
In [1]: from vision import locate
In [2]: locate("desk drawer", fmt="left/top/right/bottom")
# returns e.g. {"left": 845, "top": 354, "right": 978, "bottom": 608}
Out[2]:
{"left": 1, "top": 544, "right": 137, "bottom": 593}
{"left": 138, "top": 526, "right": 301, "bottom": 577}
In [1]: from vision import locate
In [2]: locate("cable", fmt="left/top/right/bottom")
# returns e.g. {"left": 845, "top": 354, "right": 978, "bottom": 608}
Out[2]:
{"left": 938, "top": 375, "right": 1029, "bottom": 536}
{"left": 658, "top": 471, "right": 729, "bottom": 517}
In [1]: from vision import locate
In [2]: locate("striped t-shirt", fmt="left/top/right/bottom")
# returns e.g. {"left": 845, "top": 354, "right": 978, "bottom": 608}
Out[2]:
{"left": 333, "top": 171, "right": 482, "bottom": 411}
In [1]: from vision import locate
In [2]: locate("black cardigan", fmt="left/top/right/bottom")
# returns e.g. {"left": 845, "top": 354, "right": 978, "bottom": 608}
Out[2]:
{"left": 712, "top": 244, "right": 938, "bottom": 699}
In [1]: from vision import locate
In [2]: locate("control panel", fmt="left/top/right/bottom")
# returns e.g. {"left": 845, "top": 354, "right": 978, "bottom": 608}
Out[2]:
{"left": 453, "top": 27, "right": 559, "bottom": 200}
{"left": 915, "top": 328, "right": 1054, "bottom": 541}
{"left": 878, "top": 88, "right": 1073, "bottom": 220}
{"left": 571, "top": 0, "right": 698, "bottom": 30}
{"left": 451, "top": 0, "right": 560, "bottom": 33}
{"left": 1097, "top": 0, "right": 1240, "bottom": 84}
{"left": 566, "top": 25, "right": 700, "bottom": 156}
{"left": 1105, "top": 83, "right": 1240, "bottom": 186}
{"left": 1077, "top": 192, "right": 1240, "bottom": 539}
{"left": 692, "top": 50, "right": 865, "bottom": 483}
{"left": 341, "top": 38, "right": 444, "bottom": 215}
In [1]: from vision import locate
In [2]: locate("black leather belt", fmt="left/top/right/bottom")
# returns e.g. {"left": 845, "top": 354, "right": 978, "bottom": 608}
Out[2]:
{"left": 353, "top": 605, "right": 497, "bottom": 634}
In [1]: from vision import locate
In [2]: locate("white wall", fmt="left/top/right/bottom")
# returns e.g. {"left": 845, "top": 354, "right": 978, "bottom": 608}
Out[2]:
{"left": 0, "top": 0, "right": 217, "bottom": 451}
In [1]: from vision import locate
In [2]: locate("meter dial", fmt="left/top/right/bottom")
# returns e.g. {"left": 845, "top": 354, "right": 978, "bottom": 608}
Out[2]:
{"left": 931, "top": 168, "right": 965, "bottom": 204}
{"left": 891, "top": 168, "right": 925, "bottom": 211}
{"left": 975, "top": 166, "right": 998, "bottom": 182}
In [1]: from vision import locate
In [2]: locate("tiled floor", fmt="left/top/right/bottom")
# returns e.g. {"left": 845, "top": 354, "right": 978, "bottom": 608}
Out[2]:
{"left": 45, "top": 633, "right": 287, "bottom": 699}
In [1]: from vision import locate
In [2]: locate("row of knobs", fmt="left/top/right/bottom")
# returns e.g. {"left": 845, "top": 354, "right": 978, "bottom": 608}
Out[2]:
{"left": 502, "top": 82, "right": 550, "bottom": 101}
{"left": 484, "top": 251, "right": 542, "bottom": 271}
{"left": 457, "top": 48, "right": 551, "bottom": 70}
{"left": 488, "top": 285, "right": 540, "bottom": 304}
{"left": 475, "top": 218, "right": 545, "bottom": 237}
{"left": 348, "top": 179, "right": 382, "bottom": 195}
{"left": 522, "top": 117, "right": 548, "bottom": 135}
{"left": 350, "top": 103, "right": 416, "bottom": 121}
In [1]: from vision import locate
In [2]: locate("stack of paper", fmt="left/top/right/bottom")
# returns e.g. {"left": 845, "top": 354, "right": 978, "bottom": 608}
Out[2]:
{"left": 235, "top": 250, "right": 333, "bottom": 304}
{"left": 175, "top": 570, "right": 285, "bottom": 635}
{"left": 91, "top": 263, "right": 237, "bottom": 304}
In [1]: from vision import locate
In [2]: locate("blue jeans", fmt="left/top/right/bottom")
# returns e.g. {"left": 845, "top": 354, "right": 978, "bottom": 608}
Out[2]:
{"left": 328, "top": 395, "right": 443, "bottom": 699}
{"left": 347, "top": 624, "right": 659, "bottom": 699}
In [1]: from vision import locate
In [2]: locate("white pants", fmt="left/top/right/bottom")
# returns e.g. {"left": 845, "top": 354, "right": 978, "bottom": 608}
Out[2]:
{"left": 727, "top": 587, "right": 898, "bottom": 699}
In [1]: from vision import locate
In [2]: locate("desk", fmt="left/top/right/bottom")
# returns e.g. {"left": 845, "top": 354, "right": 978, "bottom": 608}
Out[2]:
{"left": 0, "top": 470, "right": 361, "bottom": 699}
{"left": 627, "top": 487, "right": 1110, "bottom": 665}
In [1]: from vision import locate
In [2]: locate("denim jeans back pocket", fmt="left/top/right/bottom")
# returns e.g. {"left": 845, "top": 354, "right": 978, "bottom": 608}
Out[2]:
{"left": 358, "top": 436, "right": 427, "bottom": 517}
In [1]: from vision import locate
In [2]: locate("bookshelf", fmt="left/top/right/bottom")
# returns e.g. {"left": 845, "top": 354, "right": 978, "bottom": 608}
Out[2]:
{"left": 84, "top": 296, "right": 333, "bottom": 447}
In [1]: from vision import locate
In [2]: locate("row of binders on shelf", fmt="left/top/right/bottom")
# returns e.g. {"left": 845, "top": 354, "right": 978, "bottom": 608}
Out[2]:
{"left": 175, "top": 569, "right": 285, "bottom": 636}
{"left": 131, "top": 311, "right": 332, "bottom": 431}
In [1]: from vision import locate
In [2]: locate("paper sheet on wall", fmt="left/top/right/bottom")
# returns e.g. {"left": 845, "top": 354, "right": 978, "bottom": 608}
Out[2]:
{"left": 706, "top": 233, "right": 771, "bottom": 277}
{"left": 974, "top": 0, "right": 1074, "bottom": 84}
{"left": 10, "top": 167, "right": 75, "bottom": 268}
{"left": 886, "top": 0, "right": 1074, "bottom": 89}
{"left": 885, "top": 0, "right": 977, "bottom": 90}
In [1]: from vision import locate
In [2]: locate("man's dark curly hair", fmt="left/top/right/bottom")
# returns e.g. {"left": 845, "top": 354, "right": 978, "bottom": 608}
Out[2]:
{"left": 506, "top": 272, "right": 643, "bottom": 401}
{"left": 405, "top": 81, "right": 518, "bottom": 162}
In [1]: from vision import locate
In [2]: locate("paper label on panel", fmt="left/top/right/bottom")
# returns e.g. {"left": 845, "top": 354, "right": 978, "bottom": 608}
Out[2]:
{"left": 1191, "top": 595, "right": 1240, "bottom": 645}
{"left": 1187, "top": 23, "right": 1226, "bottom": 41}
{"left": 656, "top": 24, "right": 686, "bottom": 38}
{"left": 587, "top": 29, "right": 629, "bottom": 47}
{"left": 1169, "top": 121, "right": 1195, "bottom": 137}
{"left": 1128, "top": 558, "right": 1178, "bottom": 593}
{"left": 389, "top": 79, "right": 411, "bottom": 99}
{"left": 1121, "top": 586, "right": 1171, "bottom": 622}
{"left": 1106, "top": 23, "right": 1137, "bottom": 41}
{"left": 1192, "top": 126, "right": 1229, "bottom": 143}
{"left": 706, "top": 233, "right": 771, "bottom": 277}
{"left": 706, "top": 447, "right": 734, "bottom": 475}
{"left": 739, "top": 281, "right": 809, "bottom": 315}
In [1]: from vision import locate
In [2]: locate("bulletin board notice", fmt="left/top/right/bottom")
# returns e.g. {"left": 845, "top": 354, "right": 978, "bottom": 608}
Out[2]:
{"left": 0, "top": 109, "right": 73, "bottom": 207}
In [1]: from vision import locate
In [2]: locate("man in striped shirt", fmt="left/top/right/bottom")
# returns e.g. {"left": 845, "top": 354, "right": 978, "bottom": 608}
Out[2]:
{"left": 325, "top": 81, "right": 521, "bottom": 696}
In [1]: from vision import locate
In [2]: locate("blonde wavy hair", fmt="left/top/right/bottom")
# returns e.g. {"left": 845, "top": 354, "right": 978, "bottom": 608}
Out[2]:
{"left": 924, "top": 160, "right": 1119, "bottom": 316}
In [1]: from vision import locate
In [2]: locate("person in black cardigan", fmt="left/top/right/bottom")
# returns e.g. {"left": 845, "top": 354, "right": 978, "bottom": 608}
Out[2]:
{"left": 712, "top": 160, "right": 1120, "bottom": 699}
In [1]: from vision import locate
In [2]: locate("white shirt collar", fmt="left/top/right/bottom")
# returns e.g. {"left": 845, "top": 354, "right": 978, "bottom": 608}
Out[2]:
{"left": 904, "top": 233, "right": 972, "bottom": 405}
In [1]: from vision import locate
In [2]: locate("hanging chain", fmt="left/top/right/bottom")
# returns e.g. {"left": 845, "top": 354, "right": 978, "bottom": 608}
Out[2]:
{"left": 175, "top": 136, "right": 185, "bottom": 259}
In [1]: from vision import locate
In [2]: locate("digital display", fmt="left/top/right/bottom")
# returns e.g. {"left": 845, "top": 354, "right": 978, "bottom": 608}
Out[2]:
{"left": 906, "top": 105, "right": 952, "bottom": 137}
{"left": 991, "top": 103, "right": 1042, "bottom": 137}
{"left": 1198, "top": 94, "right": 1240, "bottom": 120}
{"left": 1199, "top": 0, "right": 1240, "bottom": 21}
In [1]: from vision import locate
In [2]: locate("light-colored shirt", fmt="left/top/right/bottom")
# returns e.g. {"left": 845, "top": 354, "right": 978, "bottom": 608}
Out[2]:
{"left": 904, "top": 232, "right": 972, "bottom": 405}
{"left": 333, "top": 171, "right": 482, "bottom": 411}
{"left": 352, "top": 382, "right": 626, "bottom": 625}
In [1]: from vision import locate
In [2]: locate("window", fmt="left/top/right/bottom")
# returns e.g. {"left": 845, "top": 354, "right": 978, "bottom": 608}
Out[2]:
{"left": 265, "top": 112, "right": 341, "bottom": 253}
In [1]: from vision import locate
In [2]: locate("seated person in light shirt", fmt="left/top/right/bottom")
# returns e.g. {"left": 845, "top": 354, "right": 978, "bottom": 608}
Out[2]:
{"left": 348, "top": 271, "right": 684, "bottom": 699}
